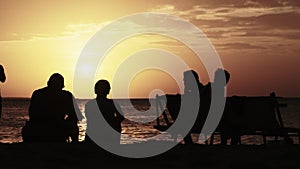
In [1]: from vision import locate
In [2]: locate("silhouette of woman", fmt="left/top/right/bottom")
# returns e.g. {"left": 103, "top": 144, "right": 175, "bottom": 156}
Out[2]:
{"left": 182, "top": 70, "right": 203, "bottom": 144}
{"left": 0, "top": 64, "right": 6, "bottom": 119}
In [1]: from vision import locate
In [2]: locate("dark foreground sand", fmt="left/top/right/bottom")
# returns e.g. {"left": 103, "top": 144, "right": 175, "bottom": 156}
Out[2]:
{"left": 1, "top": 142, "right": 300, "bottom": 169}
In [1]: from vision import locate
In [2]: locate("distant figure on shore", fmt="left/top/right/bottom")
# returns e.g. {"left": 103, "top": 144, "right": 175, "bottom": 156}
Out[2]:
{"left": 22, "top": 73, "right": 83, "bottom": 143}
{"left": 0, "top": 64, "right": 6, "bottom": 120}
{"left": 84, "top": 80, "right": 124, "bottom": 145}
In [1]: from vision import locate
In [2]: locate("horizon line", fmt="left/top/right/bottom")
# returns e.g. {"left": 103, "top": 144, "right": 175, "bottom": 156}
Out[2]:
{"left": 3, "top": 95, "right": 300, "bottom": 100}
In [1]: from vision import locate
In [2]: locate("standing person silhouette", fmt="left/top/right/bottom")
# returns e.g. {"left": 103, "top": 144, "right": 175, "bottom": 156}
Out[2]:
{"left": 182, "top": 70, "right": 203, "bottom": 144}
{"left": 198, "top": 68, "right": 230, "bottom": 145}
{"left": 0, "top": 64, "right": 6, "bottom": 120}
{"left": 22, "top": 73, "right": 83, "bottom": 143}
{"left": 208, "top": 68, "right": 231, "bottom": 145}
{"left": 84, "top": 80, "right": 124, "bottom": 145}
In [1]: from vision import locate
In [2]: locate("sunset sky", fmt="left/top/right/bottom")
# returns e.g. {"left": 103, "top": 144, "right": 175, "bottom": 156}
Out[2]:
{"left": 0, "top": 0, "right": 299, "bottom": 98}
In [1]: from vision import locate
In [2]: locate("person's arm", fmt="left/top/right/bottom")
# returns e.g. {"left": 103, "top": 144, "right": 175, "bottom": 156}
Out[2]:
{"left": 0, "top": 65, "right": 6, "bottom": 83}
{"left": 28, "top": 91, "right": 39, "bottom": 122}
{"left": 72, "top": 95, "right": 84, "bottom": 122}
{"left": 114, "top": 102, "right": 125, "bottom": 123}
{"left": 66, "top": 92, "right": 83, "bottom": 122}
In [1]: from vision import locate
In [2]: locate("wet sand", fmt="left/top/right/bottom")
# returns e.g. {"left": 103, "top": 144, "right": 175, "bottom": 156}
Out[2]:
{"left": 1, "top": 142, "right": 300, "bottom": 169}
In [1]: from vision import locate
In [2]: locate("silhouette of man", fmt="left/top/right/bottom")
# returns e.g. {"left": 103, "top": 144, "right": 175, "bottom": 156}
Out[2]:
{"left": 22, "top": 73, "right": 83, "bottom": 142}
{"left": 84, "top": 80, "right": 124, "bottom": 145}
{"left": 0, "top": 64, "right": 6, "bottom": 120}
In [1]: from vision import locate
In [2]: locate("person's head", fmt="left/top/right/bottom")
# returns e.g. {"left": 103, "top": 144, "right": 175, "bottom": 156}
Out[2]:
{"left": 94, "top": 79, "right": 111, "bottom": 97}
{"left": 183, "top": 70, "right": 201, "bottom": 93}
{"left": 0, "top": 64, "right": 6, "bottom": 83}
{"left": 183, "top": 70, "right": 199, "bottom": 84}
{"left": 213, "top": 68, "right": 230, "bottom": 85}
{"left": 47, "top": 73, "right": 65, "bottom": 90}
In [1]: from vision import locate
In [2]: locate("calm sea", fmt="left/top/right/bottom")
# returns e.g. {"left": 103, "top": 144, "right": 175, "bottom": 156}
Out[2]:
{"left": 0, "top": 97, "right": 299, "bottom": 144}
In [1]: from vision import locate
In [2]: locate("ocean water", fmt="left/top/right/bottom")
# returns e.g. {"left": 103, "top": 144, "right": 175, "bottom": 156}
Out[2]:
{"left": 0, "top": 97, "right": 299, "bottom": 144}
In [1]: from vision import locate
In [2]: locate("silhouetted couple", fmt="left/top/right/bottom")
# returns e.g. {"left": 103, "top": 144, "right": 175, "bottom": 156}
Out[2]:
{"left": 22, "top": 73, "right": 83, "bottom": 143}
{"left": 22, "top": 74, "right": 124, "bottom": 144}
{"left": 182, "top": 68, "right": 230, "bottom": 145}
{"left": 0, "top": 64, "right": 6, "bottom": 120}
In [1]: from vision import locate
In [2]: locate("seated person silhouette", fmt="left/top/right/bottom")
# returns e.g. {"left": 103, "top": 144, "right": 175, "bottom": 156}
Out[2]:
{"left": 84, "top": 80, "right": 125, "bottom": 145}
{"left": 22, "top": 73, "right": 83, "bottom": 143}
{"left": 0, "top": 64, "right": 6, "bottom": 120}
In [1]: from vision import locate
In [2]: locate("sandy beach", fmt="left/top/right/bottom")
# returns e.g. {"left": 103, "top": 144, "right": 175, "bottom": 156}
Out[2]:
{"left": 1, "top": 142, "right": 300, "bottom": 169}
